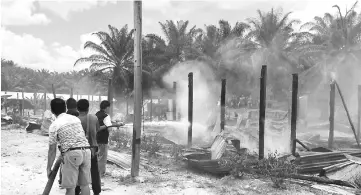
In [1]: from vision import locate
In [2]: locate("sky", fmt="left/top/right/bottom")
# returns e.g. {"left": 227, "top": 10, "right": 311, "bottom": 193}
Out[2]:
{"left": 1, "top": 0, "right": 360, "bottom": 72}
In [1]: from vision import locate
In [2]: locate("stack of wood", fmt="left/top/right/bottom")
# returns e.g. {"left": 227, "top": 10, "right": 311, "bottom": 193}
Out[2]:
{"left": 296, "top": 151, "right": 361, "bottom": 174}
{"left": 320, "top": 154, "right": 361, "bottom": 188}
{"left": 107, "top": 150, "right": 148, "bottom": 170}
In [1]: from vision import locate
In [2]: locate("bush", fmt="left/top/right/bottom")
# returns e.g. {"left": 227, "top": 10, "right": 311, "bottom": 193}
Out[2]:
{"left": 170, "top": 144, "right": 184, "bottom": 161}
{"left": 220, "top": 151, "right": 297, "bottom": 189}
{"left": 141, "top": 135, "right": 161, "bottom": 157}
{"left": 12, "top": 115, "right": 28, "bottom": 126}
{"left": 109, "top": 129, "right": 132, "bottom": 149}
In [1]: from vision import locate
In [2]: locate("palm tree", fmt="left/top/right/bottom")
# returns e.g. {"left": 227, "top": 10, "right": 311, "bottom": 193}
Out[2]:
{"left": 298, "top": 1, "right": 361, "bottom": 102}
{"left": 237, "top": 8, "right": 301, "bottom": 99}
{"left": 146, "top": 20, "right": 202, "bottom": 78}
{"left": 74, "top": 24, "right": 135, "bottom": 97}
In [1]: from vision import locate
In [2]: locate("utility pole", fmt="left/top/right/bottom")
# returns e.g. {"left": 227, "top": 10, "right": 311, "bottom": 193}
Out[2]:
{"left": 131, "top": 0, "right": 142, "bottom": 177}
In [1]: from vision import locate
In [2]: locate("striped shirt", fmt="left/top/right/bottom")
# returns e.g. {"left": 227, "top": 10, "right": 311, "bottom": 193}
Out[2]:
{"left": 49, "top": 113, "right": 89, "bottom": 153}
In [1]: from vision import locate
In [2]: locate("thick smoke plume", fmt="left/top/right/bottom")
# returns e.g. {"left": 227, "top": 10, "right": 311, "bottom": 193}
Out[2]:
{"left": 162, "top": 61, "right": 220, "bottom": 145}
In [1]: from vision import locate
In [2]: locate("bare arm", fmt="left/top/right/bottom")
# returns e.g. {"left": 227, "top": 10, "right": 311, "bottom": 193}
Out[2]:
{"left": 47, "top": 123, "right": 57, "bottom": 177}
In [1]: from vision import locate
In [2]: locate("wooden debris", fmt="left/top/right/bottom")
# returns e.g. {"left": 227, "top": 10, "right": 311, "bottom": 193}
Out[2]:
{"left": 311, "top": 184, "right": 357, "bottom": 195}
{"left": 210, "top": 134, "right": 227, "bottom": 160}
{"left": 320, "top": 155, "right": 361, "bottom": 188}
{"left": 296, "top": 151, "right": 361, "bottom": 174}
{"left": 295, "top": 139, "right": 311, "bottom": 151}
{"left": 107, "top": 150, "right": 148, "bottom": 171}
{"left": 288, "top": 174, "right": 356, "bottom": 188}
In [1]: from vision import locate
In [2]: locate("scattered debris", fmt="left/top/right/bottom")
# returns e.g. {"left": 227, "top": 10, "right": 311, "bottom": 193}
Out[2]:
{"left": 320, "top": 154, "right": 361, "bottom": 188}
{"left": 107, "top": 150, "right": 148, "bottom": 170}
{"left": 296, "top": 151, "right": 361, "bottom": 174}
{"left": 210, "top": 134, "right": 227, "bottom": 160}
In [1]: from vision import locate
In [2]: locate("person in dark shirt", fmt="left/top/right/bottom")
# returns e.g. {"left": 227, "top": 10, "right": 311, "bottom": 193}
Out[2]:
{"left": 95, "top": 100, "right": 122, "bottom": 177}
{"left": 75, "top": 99, "right": 101, "bottom": 195}
{"left": 66, "top": 98, "right": 79, "bottom": 117}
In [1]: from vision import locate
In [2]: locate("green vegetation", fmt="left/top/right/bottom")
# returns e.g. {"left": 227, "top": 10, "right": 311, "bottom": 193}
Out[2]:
{"left": 2, "top": 3, "right": 361, "bottom": 102}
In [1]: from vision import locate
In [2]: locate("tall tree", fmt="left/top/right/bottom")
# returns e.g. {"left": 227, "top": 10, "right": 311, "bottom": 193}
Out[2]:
{"left": 74, "top": 24, "right": 135, "bottom": 97}
{"left": 239, "top": 8, "right": 301, "bottom": 99}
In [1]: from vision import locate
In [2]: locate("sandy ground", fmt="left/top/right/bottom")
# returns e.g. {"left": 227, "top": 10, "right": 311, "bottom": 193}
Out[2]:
{"left": 1, "top": 127, "right": 338, "bottom": 195}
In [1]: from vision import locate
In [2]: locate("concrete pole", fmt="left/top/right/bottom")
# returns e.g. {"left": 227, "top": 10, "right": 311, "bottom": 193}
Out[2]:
{"left": 131, "top": 0, "right": 142, "bottom": 177}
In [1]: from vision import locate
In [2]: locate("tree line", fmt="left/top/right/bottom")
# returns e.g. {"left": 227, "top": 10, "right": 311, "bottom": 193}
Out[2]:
{"left": 2, "top": 3, "right": 361, "bottom": 102}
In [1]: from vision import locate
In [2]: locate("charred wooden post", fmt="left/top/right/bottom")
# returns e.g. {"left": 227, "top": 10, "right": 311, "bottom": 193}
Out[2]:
{"left": 4, "top": 91, "right": 7, "bottom": 114}
{"left": 150, "top": 96, "right": 153, "bottom": 122}
{"left": 131, "top": 0, "right": 142, "bottom": 177}
{"left": 44, "top": 92, "right": 47, "bottom": 111}
{"left": 108, "top": 79, "right": 113, "bottom": 118}
{"left": 16, "top": 93, "right": 19, "bottom": 116}
{"left": 221, "top": 79, "right": 226, "bottom": 131}
{"left": 173, "top": 82, "right": 177, "bottom": 121}
{"left": 295, "top": 139, "right": 311, "bottom": 151}
{"left": 291, "top": 74, "right": 298, "bottom": 155}
{"left": 33, "top": 92, "right": 37, "bottom": 115}
{"left": 335, "top": 81, "right": 360, "bottom": 148}
{"left": 51, "top": 84, "right": 56, "bottom": 99}
{"left": 259, "top": 65, "right": 267, "bottom": 159}
{"left": 70, "top": 88, "right": 73, "bottom": 98}
{"left": 188, "top": 72, "right": 193, "bottom": 148}
{"left": 328, "top": 81, "right": 336, "bottom": 148}
{"left": 357, "top": 85, "right": 361, "bottom": 142}
{"left": 22, "top": 91, "right": 24, "bottom": 116}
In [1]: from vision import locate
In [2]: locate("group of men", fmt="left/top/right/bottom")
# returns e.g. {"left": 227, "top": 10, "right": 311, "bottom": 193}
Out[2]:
{"left": 46, "top": 98, "right": 122, "bottom": 195}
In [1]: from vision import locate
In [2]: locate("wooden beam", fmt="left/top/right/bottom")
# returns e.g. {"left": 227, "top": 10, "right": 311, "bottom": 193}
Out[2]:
{"left": 328, "top": 81, "right": 336, "bottom": 149}
{"left": 357, "top": 85, "right": 361, "bottom": 142}
{"left": 44, "top": 92, "right": 47, "bottom": 111}
{"left": 108, "top": 79, "right": 113, "bottom": 118}
{"left": 188, "top": 72, "right": 193, "bottom": 148}
{"left": 70, "top": 88, "right": 73, "bottom": 98}
{"left": 295, "top": 139, "right": 311, "bottom": 151}
{"left": 22, "top": 91, "right": 24, "bottom": 116}
{"left": 259, "top": 65, "right": 267, "bottom": 159}
{"left": 16, "top": 93, "right": 20, "bottom": 116}
{"left": 131, "top": 0, "right": 142, "bottom": 177}
{"left": 220, "top": 79, "right": 226, "bottom": 131}
{"left": 291, "top": 74, "right": 298, "bottom": 155}
{"left": 33, "top": 92, "right": 37, "bottom": 115}
{"left": 173, "top": 82, "right": 177, "bottom": 121}
{"left": 150, "top": 96, "right": 153, "bottom": 122}
{"left": 335, "top": 81, "right": 360, "bottom": 148}
{"left": 51, "top": 84, "right": 56, "bottom": 99}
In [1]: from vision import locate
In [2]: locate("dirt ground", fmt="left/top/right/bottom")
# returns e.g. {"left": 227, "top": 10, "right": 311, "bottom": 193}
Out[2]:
{"left": 0, "top": 127, "right": 342, "bottom": 195}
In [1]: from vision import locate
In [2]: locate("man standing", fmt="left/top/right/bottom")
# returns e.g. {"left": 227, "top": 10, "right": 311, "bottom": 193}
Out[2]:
{"left": 77, "top": 99, "right": 101, "bottom": 195}
{"left": 59, "top": 98, "right": 80, "bottom": 187}
{"left": 47, "top": 98, "right": 91, "bottom": 195}
{"left": 66, "top": 98, "right": 79, "bottom": 116}
{"left": 95, "top": 100, "right": 122, "bottom": 177}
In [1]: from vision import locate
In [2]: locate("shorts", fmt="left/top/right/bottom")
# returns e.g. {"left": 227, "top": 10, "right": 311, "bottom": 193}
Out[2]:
{"left": 61, "top": 149, "right": 91, "bottom": 188}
